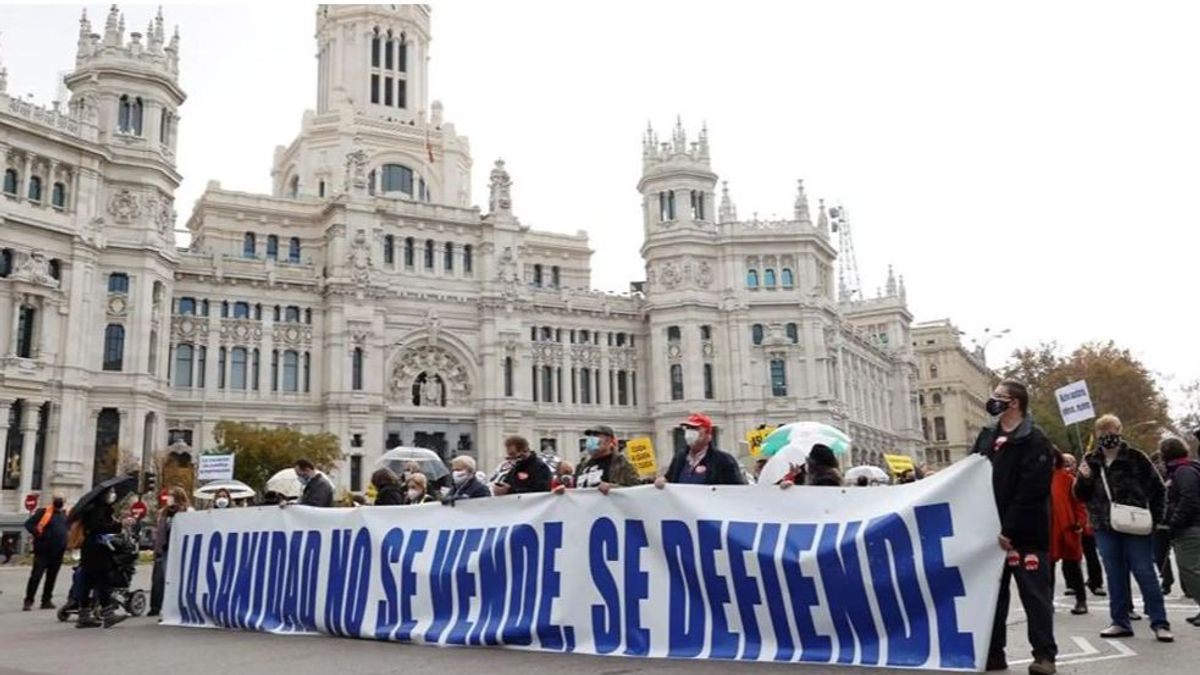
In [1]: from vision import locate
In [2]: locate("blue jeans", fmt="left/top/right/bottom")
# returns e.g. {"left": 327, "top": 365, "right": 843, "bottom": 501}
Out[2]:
{"left": 1094, "top": 528, "right": 1169, "bottom": 630}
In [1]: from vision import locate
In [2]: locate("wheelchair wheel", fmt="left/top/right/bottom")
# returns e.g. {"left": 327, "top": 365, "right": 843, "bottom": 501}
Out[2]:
{"left": 56, "top": 605, "right": 72, "bottom": 622}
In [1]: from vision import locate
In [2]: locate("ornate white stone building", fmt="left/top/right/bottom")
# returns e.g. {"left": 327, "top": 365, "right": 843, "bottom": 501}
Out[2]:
{"left": 0, "top": 4, "right": 922, "bottom": 510}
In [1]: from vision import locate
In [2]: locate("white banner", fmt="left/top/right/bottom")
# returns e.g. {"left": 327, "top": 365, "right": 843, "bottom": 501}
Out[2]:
{"left": 198, "top": 454, "right": 235, "bottom": 481}
{"left": 164, "top": 456, "right": 1002, "bottom": 671}
{"left": 1054, "top": 380, "right": 1096, "bottom": 426}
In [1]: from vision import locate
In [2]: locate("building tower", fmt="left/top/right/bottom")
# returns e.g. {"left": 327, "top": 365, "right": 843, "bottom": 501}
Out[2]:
{"left": 62, "top": 5, "right": 185, "bottom": 482}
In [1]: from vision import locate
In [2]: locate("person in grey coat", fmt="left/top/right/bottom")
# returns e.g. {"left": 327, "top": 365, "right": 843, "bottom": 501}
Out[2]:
{"left": 293, "top": 458, "right": 334, "bottom": 507}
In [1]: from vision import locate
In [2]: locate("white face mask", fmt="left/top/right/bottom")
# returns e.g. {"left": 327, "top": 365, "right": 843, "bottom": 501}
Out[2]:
{"left": 215, "top": 497, "right": 230, "bottom": 509}
{"left": 683, "top": 428, "right": 701, "bottom": 447}
{"left": 406, "top": 489, "right": 421, "bottom": 501}
{"left": 106, "top": 491, "right": 117, "bottom": 505}
{"left": 452, "top": 470, "right": 469, "bottom": 483}
{"left": 165, "top": 496, "right": 175, "bottom": 507}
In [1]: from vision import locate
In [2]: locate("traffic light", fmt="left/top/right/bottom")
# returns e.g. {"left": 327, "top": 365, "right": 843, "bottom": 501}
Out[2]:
{"left": 143, "top": 471, "right": 157, "bottom": 495}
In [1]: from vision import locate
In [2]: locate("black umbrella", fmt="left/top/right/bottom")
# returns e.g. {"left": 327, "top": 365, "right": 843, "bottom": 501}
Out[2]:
{"left": 69, "top": 474, "right": 137, "bottom": 523}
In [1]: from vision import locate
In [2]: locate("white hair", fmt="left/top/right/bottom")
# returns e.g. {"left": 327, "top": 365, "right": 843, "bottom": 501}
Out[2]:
{"left": 451, "top": 455, "right": 476, "bottom": 473}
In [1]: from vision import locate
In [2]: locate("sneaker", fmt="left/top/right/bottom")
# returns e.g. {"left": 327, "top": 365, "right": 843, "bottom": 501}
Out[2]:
{"left": 1187, "top": 613, "right": 1200, "bottom": 626}
{"left": 1071, "top": 602, "right": 1088, "bottom": 615}
{"left": 40, "top": 600, "right": 55, "bottom": 610}
{"left": 1028, "top": 658, "right": 1057, "bottom": 675}
{"left": 22, "top": 599, "right": 32, "bottom": 612}
{"left": 1101, "top": 625, "right": 1134, "bottom": 638}
{"left": 1091, "top": 587, "right": 1108, "bottom": 597}
{"left": 1155, "top": 627, "right": 1174, "bottom": 643}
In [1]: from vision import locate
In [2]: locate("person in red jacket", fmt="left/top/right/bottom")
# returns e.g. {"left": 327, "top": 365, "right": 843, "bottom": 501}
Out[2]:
{"left": 1051, "top": 450, "right": 1088, "bottom": 615}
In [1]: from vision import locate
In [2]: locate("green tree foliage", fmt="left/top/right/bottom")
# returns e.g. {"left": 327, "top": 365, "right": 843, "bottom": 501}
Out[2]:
{"left": 1001, "top": 341, "right": 1171, "bottom": 454}
{"left": 211, "top": 421, "right": 341, "bottom": 492}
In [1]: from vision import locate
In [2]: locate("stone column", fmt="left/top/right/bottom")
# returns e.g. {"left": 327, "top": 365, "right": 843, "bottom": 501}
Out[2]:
{"left": 0, "top": 399, "right": 11, "bottom": 486}
{"left": 17, "top": 399, "right": 41, "bottom": 497}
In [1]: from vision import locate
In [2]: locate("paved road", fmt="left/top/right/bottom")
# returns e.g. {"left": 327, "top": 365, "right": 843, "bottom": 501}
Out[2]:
{"left": 0, "top": 564, "right": 1195, "bottom": 675}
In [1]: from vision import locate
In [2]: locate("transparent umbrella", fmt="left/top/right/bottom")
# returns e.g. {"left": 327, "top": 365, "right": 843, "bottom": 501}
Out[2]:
{"left": 193, "top": 480, "right": 257, "bottom": 502}
{"left": 844, "top": 465, "right": 890, "bottom": 486}
{"left": 377, "top": 447, "right": 449, "bottom": 481}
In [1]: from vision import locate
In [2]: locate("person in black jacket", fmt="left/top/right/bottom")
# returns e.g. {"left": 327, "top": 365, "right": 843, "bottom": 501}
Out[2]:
{"left": 371, "top": 468, "right": 407, "bottom": 506}
{"left": 1160, "top": 436, "right": 1200, "bottom": 626}
{"left": 492, "top": 436, "right": 551, "bottom": 495}
{"left": 656, "top": 413, "right": 745, "bottom": 487}
{"left": 23, "top": 494, "right": 68, "bottom": 611}
{"left": 1074, "top": 414, "right": 1171, "bottom": 642}
{"left": 446, "top": 455, "right": 491, "bottom": 501}
{"left": 292, "top": 458, "right": 334, "bottom": 507}
{"left": 970, "top": 380, "right": 1056, "bottom": 674}
{"left": 76, "top": 489, "right": 128, "bottom": 628}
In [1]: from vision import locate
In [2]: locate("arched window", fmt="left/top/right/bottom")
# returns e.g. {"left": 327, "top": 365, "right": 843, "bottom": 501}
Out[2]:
{"left": 220, "top": 301, "right": 229, "bottom": 318}
{"left": 318, "top": 180, "right": 326, "bottom": 198}
{"left": 282, "top": 350, "right": 299, "bottom": 392}
{"left": 383, "top": 235, "right": 395, "bottom": 265}
{"left": 404, "top": 237, "right": 415, "bottom": 267}
{"left": 0, "top": 248, "right": 11, "bottom": 277}
{"left": 670, "top": 364, "right": 684, "bottom": 401}
{"left": 303, "top": 352, "right": 312, "bottom": 392}
{"left": 102, "top": 324, "right": 125, "bottom": 371}
{"left": 251, "top": 349, "right": 261, "bottom": 390}
{"left": 352, "top": 348, "right": 364, "bottom": 391}
{"left": 463, "top": 245, "right": 473, "bottom": 273}
{"left": 288, "top": 176, "right": 299, "bottom": 198}
{"left": 288, "top": 237, "right": 301, "bottom": 263}
{"left": 371, "top": 27, "right": 381, "bottom": 68}
{"left": 200, "top": 299, "right": 209, "bottom": 316}
{"left": 285, "top": 306, "right": 300, "bottom": 323}
{"left": 272, "top": 305, "right": 281, "bottom": 322}
{"left": 16, "top": 305, "right": 36, "bottom": 358}
{"left": 174, "top": 345, "right": 194, "bottom": 388}
{"left": 47, "top": 259, "right": 60, "bottom": 281}
{"left": 270, "top": 350, "right": 279, "bottom": 392}
{"left": 28, "top": 176, "right": 42, "bottom": 202}
{"left": 781, "top": 268, "right": 794, "bottom": 288}
{"left": 747, "top": 269, "right": 759, "bottom": 288}
{"left": 786, "top": 322, "right": 799, "bottom": 344}
{"left": 932, "top": 393, "right": 943, "bottom": 405}
{"left": 117, "top": 95, "right": 144, "bottom": 135}
{"left": 764, "top": 269, "right": 777, "bottom": 287}
{"left": 2, "top": 169, "right": 17, "bottom": 195}
{"left": 752, "top": 323, "right": 764, "bottom": 345}
{"left": 703, "top": 364, "right": 714, "bottom": 400}
{"left": 233, "top": 301, "right": 250, "bottom": 319}
{"left": 381, "top": 164, "right": 414, "bottom": 195}
{"left": 930, "top": 364, "right": 939, "bottom": 379}
{"left": 533, "top": 264, "right": 543, "bottom": 287}
{"left": 108, "top": 273, "right": 129, "bottom": 294}
{"left": 243, "top": 232, "right": 256, "bottom": 258}
{"left": 254, "top": 304, "right": 262, "bottom": 320}
{"left": 177, "top": 297, "right": 195, "bottom": 315}
{"left": 503, "top": 357, "right": 514, "bottom": 397}
{"left": 51, "top": 182, "right": 66, "bottom": 209}
{"left": 551, "top": 266, "right": 561, "bottom": 288}
{"left": 304, "top": 308, "right": 312, "bottom": 324}
{"left": 230, "top": 347, "right": 248, "bottom": 390}
{"left": 444, "top": 242, "right": 454, "bottom": 271}
{"left": 266, "top": 235, "right": 278, "bottom": 260}
{"left": 217, "top": 347, "right": 227, "bottom": 389}
{"left": 424, "top": 239, "right": 434, "bottom": 269}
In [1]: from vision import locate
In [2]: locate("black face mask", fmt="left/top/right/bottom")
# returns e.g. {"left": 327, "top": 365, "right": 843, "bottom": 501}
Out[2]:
{"left": 1098, "top": 433, "right": 1121, "bottom": 450}
{"left": 985, "top": 397, "right": 1010, "bottom": 416}
{"left": 53, "top": 498, "right": 64, "bottom": 509}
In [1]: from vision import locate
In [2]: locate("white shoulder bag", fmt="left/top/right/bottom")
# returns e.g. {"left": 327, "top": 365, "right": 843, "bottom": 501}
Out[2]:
{"left": 1100, "top": 464, "right": 1154, "bottom": 536}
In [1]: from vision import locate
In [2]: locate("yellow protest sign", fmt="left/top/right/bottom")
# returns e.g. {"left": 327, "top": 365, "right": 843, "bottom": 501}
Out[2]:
{"left": 884, "top": 453, "right": 915, "bottom": 475}
{"left": 625, "top": 437, "right": 658, "bottom": 478}
{"left": 746, "top": 427, "right": 776, "bottom": 457}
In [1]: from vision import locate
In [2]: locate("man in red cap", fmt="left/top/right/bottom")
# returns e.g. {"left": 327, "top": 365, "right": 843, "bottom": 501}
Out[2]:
{"left": 655, "top": 413, "right": 745, "bottom": 487}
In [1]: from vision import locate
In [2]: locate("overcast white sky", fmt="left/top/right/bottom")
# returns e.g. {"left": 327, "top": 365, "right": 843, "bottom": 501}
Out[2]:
{"left": 3, "top": 2, "right": 1198, "bottom": 413}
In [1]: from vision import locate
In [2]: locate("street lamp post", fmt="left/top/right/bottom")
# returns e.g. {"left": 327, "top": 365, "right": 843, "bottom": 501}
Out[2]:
{"left": 973, "top": 327, "right": 1011, "bottom": 366}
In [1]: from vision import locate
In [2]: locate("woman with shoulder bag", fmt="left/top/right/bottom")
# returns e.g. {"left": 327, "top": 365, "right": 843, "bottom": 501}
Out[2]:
{"left": 1074, "top": 414, "right": 1171, "bottom": 642}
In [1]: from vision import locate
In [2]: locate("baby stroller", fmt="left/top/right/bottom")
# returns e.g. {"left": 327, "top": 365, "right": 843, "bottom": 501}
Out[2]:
{"left": 57, "top": 531, "right": 147, "bottom": 622}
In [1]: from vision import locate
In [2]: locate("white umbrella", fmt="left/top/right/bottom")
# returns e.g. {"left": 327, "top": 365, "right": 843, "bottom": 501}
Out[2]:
{"left": 193, "top": 480, "right": 256, "bottom": 501}
{"left": 265, "top": 468, "right": 304, "bottom": 499}
{"left": 378, "top": 446, "right": 449, "bottom": 481}
{"left": 757, "top": 422, "right": 853, "bottom": 487}
{"left": 844, "top": 465, "right": 890, "bottom": 486}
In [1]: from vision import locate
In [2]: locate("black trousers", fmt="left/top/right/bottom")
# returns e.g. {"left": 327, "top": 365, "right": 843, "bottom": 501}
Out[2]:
{"left": 991, "top": 551, "right": 1057, "bottom": 662}
{"left": 24, "top": 551, "right": 64, "bottom": 604}
{"left": 1059, "top": 560, "right": 1086, "bottom": 599}
{"left": 150, "top": 556, "right": 166, "bottom": 615}
{"left": 1083, "top": 533, "right": 1104, "bottom": 590}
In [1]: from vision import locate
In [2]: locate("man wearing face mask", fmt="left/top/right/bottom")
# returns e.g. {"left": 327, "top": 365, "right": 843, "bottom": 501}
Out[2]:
{"left": 23, "top": 494, "right": 68, "bottom": 611}
{"left": 565, "top": 425, "right": 640, "bottom": 495}
{"left": 656, "top": 413, "right": 745, "bottom": 487}
{"left": 291, "top": 458, "right": 334, "bottom": 508}
{"left": 492, "top": 436, "right": 552, "bottom": 496}
{"left": 970, "top": 380, "right": 1057, "bottom": 674}
{"left": 446, "top": 456, "right": 491, "bottom": 501}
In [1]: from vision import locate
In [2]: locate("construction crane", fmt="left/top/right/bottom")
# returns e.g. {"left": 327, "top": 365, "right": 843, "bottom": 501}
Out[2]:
{"left": 829, "top": 203, "right": 862, "bottom": 302}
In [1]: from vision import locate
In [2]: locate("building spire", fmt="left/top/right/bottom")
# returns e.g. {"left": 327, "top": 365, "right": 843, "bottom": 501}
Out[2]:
{"left": 885, "top": 264, "right": 897, "bottom": 296}
{"left": 817, "top": 198, "right": 829, "bottom": 234}
{"left": 672, "top": 115, "right": 686, "bottom": 153}
{"left": 719, "top": 180, "right": 737, "bottom": 224}
{"left": 898, "top": 274, "right": 907, "bottom": 302}
{"left": 488, "top": 158, "right": 513, "bottom": 216}
{"left": 794, "top": 179, "right": 812, "bottom": 224}
{"left": 104, "top": 5, "right": 120, "bottom": 46}
{"left": 698, "top": 121, "right": 710, "bottom": 160}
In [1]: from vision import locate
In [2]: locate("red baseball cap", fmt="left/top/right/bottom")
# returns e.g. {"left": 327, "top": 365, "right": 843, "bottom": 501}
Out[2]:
{"left": 681, "top": 413, "right": 713, "bottom": 433}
